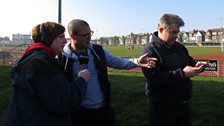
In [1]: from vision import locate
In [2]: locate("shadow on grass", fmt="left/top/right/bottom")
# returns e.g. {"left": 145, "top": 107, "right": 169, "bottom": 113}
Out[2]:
{"left": 109, "top": 73, "right": 224, "bottom": 126}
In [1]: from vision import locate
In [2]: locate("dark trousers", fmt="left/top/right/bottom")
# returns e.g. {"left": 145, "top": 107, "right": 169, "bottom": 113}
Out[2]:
{"left": 148, "top": 100, "right": 191, "bottom": 126}
{"left": 72, "top": 106, "right": 115, "bottom": 126}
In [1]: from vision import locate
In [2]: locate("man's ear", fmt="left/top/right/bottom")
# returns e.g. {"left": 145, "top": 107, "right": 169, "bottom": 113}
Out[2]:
{"left": 159, "top": 27, "right": 164, "bottom": 33}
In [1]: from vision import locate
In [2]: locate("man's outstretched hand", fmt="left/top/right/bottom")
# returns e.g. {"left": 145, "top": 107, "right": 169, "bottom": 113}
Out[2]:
{"left": 137, "top": 53, "right": 157, "bottom": 68}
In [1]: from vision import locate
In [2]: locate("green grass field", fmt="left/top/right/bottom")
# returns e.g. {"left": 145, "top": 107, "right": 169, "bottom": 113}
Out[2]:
{"left": 0, "top": 66, "right": 12, "bottom": 124}
{"left": 1, "top": 66, "right": 224, "bottom": 126}
{"left": 103, "top": 45, "right": 223, "bottom": 57}
{"left": 1, "top": 44, "right": 222, "bottom": 57}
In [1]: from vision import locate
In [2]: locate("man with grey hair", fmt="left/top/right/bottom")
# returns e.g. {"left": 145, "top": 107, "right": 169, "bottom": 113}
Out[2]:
{"left": 141, "top": 13, "right": 207, "bottom": 126}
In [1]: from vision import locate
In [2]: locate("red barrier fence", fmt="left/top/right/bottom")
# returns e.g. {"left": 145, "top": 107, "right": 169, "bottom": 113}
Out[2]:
{"left": 109, "top": 54, "right": 224, "bottom": 77}
{"left": 1, "top": 49, "right": 224, "bottom": 77}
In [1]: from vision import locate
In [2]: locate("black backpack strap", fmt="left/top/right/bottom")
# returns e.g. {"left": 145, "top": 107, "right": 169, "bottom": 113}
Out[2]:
{"left": 92, "top": 44, "right": 106, "bottom": 65}
{"left": 92, "top": 44, "right": 111, "bottom": 105}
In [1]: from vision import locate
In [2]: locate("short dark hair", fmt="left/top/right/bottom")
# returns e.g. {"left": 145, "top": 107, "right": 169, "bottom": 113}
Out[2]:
{"left": 67, "top": 19, "right": 89, "bottom": 36}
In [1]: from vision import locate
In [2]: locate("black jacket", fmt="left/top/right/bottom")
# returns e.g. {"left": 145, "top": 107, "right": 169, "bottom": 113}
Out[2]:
{"left": 5, "top": 47, "right": 87, "bottom": 126}
{"left": 142, "top": 32, "right": 196, "bottom": 104}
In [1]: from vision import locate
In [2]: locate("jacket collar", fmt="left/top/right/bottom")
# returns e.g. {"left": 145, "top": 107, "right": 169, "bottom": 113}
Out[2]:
{"left": 63, "top": 41, "right": 93, "bottom": 60}
{"left": 151, "top": 32, "right": 176, "bottom": 49}
{"left": 22, "top": 42, "right": 56, "bottom": 58}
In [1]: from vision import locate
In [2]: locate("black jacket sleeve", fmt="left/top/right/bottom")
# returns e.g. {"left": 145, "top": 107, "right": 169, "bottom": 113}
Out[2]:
{"left": 141, "top": 43, "right": 191, "bottom": 88}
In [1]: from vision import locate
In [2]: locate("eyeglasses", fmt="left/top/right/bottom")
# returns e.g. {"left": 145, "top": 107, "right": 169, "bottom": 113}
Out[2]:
{"left": 75, "top": 31, "right": 94, "bottom": 38}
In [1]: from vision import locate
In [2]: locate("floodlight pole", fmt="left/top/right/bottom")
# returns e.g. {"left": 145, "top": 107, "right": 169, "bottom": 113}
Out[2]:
{"left": 58, "top": 0, "right": 61, "bottom": 24}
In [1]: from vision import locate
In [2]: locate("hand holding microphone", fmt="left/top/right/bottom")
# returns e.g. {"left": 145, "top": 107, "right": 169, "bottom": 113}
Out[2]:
{"left": 78, "top": 69, "right": 90, "bottom": 82}
{"left": 77, "top": 52, "right": 89, "bottom": 70}
{"left": 77, "top": 51, "right": 90, "bottom": 81}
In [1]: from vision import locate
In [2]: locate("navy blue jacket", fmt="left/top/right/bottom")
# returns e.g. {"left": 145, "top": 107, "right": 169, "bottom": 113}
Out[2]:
{"left": 5, "top": 49, "right": 87, "bottom": 126}
{"left": 142, "top": 32, "right": 196, "bottom": 104}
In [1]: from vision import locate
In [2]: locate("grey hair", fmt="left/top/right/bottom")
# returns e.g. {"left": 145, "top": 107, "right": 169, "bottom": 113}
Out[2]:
{"left": 158, "top": 13, "right": 185, "bottom": 29}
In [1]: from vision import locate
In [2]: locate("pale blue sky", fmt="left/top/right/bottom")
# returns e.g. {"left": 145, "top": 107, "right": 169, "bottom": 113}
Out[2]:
{"left": 0, "top": 0, "right": 224, "bottom": 39}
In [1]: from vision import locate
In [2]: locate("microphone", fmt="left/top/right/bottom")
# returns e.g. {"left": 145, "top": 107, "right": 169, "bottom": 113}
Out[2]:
{"left": 77, "top": 52, "right": 89, "bottom": 70}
